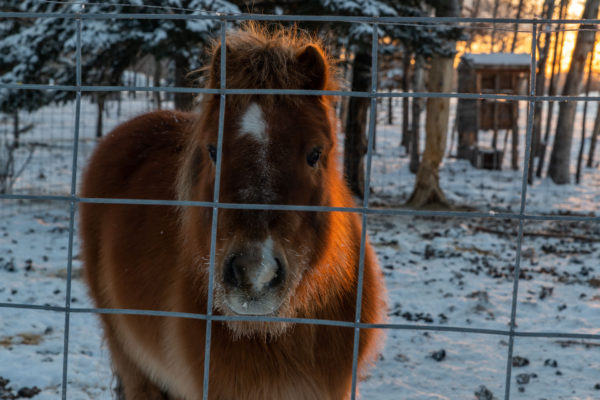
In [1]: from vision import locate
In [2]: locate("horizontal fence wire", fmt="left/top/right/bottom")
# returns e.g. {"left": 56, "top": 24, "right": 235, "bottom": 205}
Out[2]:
{"left": 1, "top": 302, "right": 599, "bottom": 341}
{"left": 2, "top": 194, "right": 600, "bottom": 223}
{"left": 2, "top": 83, "right": 600, "bottom": 102}
{"left": 2, "top": 10, "right": 600, "bottom": 24}
{"left": 1, "top": 9, "right": 599, "bottom": 400}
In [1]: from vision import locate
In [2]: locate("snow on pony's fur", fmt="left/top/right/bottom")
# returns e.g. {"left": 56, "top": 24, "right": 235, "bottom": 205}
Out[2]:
{"left": 80, "top": 23, "right": 386, "bottom": 400}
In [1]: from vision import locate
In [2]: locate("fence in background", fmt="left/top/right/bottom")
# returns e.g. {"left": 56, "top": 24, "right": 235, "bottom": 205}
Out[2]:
{"left": 1, "top": 7, "right": 600, "bottom": 400}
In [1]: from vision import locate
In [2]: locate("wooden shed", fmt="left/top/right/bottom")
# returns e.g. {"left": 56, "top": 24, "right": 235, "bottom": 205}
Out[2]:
{"left": 456, "top": 53, "right": 530, "bottom": 170}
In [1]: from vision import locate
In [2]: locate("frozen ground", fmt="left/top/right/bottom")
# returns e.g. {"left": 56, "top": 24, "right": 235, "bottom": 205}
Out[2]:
{"left": 1, "top": 92, "right": 599, "bottom": 399}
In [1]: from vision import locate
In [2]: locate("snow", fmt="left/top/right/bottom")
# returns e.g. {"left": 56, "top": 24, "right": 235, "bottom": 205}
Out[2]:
{"left": 1, "top": 88, "right": 599, "bottom": 399}
{"left": 462, "top": 53, "right": 531, "bottom": 68}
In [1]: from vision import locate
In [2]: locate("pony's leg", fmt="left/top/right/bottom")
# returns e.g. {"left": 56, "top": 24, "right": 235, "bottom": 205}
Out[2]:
{"left": 109, "top": 345, "right": 168, "bottom": 400}
{"left": 102, "top": 323, "right": 167, "bottom": 400}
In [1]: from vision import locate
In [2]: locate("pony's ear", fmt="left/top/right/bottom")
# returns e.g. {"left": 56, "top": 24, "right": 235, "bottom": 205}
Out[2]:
{"left": 296, "top": 44, "right": 327, "bottom": 91}
{"left": 210, "top": 43, "right": 230, "bottom": 87}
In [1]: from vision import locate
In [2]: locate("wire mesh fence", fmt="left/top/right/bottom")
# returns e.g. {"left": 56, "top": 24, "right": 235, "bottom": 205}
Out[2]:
{"left": 1, "top": 6, "right": 599, "bottom": 400}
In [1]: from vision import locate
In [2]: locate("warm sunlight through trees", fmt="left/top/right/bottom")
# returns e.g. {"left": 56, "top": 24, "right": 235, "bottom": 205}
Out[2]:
{"left": 458, "top": 0, "right": 600, "bottom": 76}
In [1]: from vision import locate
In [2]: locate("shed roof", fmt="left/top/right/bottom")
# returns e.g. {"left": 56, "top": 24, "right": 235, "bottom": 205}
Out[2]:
{"left": 461, "top": 53, "right": 530, "bottom": 70}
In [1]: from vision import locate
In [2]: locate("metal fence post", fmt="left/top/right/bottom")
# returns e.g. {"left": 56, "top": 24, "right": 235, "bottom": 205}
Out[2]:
{"left": 202, "top": 18, "right": 228, "bottom": 400}
{"left": 503, "top": 19, "right": 538, "bottom": 400}
{"left": 350, "top": 21, "right": 379, "bottom": 400}
{"left": 60, "top": 10, "right": 83, "bottom": 399}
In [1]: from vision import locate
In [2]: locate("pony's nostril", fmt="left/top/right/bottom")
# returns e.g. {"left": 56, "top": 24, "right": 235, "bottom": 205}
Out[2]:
{"left": 225, "top": 252, "right": 285, "bottom": 291}
{"left": 224, "top": 256, "right": 240, "bottom": 287}
{"left": 267, "top": 258, "right": 286, "bottom": 289}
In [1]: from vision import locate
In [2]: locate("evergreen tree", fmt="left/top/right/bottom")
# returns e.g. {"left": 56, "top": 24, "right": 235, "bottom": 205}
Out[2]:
{"left": 0, "top": 1, "right": 72, "bottom": 116}
{"left": 1, "top": 0, "right": 240, "bottom": 118}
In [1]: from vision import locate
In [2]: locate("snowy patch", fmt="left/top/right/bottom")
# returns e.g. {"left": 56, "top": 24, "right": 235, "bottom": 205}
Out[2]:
{"left": 1, "top": 88, "right": 599, "bottom": 399}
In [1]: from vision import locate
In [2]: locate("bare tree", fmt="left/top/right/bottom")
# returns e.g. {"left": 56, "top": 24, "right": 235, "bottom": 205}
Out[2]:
{"left": 174, "top": 54, "right": 194, "bottom": 110}
{"left": 0, "top": 133, "right": 35, "bottom": 194}
{"left": 575, "top": 33, "right": 596, "bottom": 183}
{"left": 510, "top": 0, "right": 525, "bottom": 52}
{"left": 407, "top": 0, "right": 460, "bottom": 208}
{"left": 528, "top": 0, "right": 555, "bottom": 184}
{"left": 465, "top": 0, "right": 482, "bottom": 53}
{"left": 490, "top": 0, "right": 501, "bottom": 51}
{"left": 587, "top": 102, "right": 600, "bottom": 167}
{"left": 153, "top": 57, "right": 162, "bottom": 110}
{"left": 344, "top": 51, "right": 371, "bottom": 198}
{"left": 547, "top": 0, "right": 600, "bottom": 184}
{"left": 400, "top": 48, "right": 411, "bottom": 151}
{"left": 95, "top": 93, "right": 106, "bottom": 139}
{"left": 409, "top": 55, "right": 425, "bottom": 173}
{"left": 537, "top": 0, "right": 569, "bottom": 177}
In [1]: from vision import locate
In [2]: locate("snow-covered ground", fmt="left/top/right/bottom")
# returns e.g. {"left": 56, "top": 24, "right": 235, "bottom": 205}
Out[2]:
{"left": 1, "top": 91, "right": 599, "bottom": 399}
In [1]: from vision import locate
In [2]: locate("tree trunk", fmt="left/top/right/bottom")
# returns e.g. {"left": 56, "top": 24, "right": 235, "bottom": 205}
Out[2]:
{"left": 154, "top": 57, "right": 162, "bottom": 110}
{"left": 537, "top": 0, "right": 569, "bottom": 178}
{"left": 528, "top": 0, "right": 556, "bottom": 183}
{"left": 174, "top": 54, "right": 193, "bottom": 110}
{"left": 547, "top": 0, "right": 600, "bottom": 184}
{"left": 587, "top": 103, "right": 600, "bottom": 167}
{"left": 96, "top": 95, "right": 105, "bottom": 139}
{"left": 510, "top": 0, "right": 525, "bottom": 52}
{"left": 409, "top": 55, "right": 425, "bottom": 174}
{"left": 457, "top": 61, "right": 478, "bottom": 160}
{"left": 387, "top": 88, "right": 393, "bottom": 125}
{"left": 492, "top": 74, "right": 500, "bottom": 150}
{"left": 575, "top": 36, "right": 596, "bottom": 183}
{"left": 12, "top": 111, "right": 19, "bottom": 149}
{"left": 407, "top": 54, "right": 453, "bottom": 208}
{"left": 407, "top": 0, "right": 460, "bottom": 208}
{"left": 339, "top": 61, "right": 351, "bottom": 132}
{"left": 344, "top": 51, "right": 371, "bottom": 199}
{"left": 465, "top": 0, "right": 482, "bottom": 52}
{"left": 131, "top": 71, "right": 137, "bottom": 99}
{"left": 511, "top": 110, "right": 519, "bottom": 170}
{"left": 490, "top": 0, "right": 500, "bottom": 51}
{"left": 401, "top": 51, "right": 411, "bottom": 151}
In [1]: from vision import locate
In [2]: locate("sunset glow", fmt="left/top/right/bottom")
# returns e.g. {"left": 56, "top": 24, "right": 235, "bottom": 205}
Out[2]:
{"left": 457, "top": 0, "right": 600, "bottom": 76}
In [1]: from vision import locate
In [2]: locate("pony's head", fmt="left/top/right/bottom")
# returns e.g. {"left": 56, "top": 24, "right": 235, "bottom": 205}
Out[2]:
{"left": 178, "top": 24, "right": 348, "bottom": 338}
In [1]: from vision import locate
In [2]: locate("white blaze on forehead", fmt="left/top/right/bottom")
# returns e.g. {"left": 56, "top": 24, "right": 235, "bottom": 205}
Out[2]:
{"left": 237, "top": 102, "right": 274, "bottom": 203}
{"left": 240, "top": 102, "right": 267, "bottom": 142}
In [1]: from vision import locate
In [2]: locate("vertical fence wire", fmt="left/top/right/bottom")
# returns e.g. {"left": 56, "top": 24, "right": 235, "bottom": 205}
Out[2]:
{"left": 60, "top": 12, "right": 83, "bottom": 400}
{"left": 503, "top": 20, "right": 538, "bottom": 400}
{"left": 202, "top": 19, "right": 228, "bottom": 400}
{"left": 350, "top": 22, "right": 379, "bottom": 400}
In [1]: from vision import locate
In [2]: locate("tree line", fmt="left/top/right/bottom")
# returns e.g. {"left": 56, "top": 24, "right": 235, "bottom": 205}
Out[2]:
{"left": 1, "top": 0, "right": 599, "bottom": 206}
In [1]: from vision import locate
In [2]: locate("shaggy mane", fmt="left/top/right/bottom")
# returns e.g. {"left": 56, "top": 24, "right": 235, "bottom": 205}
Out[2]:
{"left": 200, "top": 22, "right": 338, "bottom": 108}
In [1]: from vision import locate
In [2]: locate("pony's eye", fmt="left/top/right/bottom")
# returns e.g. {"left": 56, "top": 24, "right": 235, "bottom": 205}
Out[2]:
{"left": 307, "top": 148, "right": 321, "bottom": 167}
{"left": 208, "top": 145, "right": 217, "bottom": 163}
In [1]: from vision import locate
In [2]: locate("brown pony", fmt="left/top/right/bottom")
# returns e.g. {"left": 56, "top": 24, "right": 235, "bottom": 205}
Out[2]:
{"left": 80, "top": 24, "right": 386, "bottom": 400}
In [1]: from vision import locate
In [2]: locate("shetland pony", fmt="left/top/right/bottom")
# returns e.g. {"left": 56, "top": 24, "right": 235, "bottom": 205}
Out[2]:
{"left": 80, "top": 25, "right": 386, "bottom": 400}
